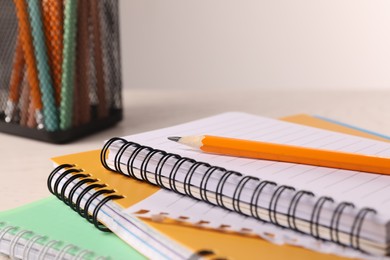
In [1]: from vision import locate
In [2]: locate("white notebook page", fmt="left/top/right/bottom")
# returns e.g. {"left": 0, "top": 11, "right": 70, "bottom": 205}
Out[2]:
{"left": 120, "top": 112, "right": 390, "bottom": 218}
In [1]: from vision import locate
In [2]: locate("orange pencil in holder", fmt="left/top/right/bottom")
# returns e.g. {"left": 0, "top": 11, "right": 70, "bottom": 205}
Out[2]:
{"left": 13, "top": 0, "right": 44, "bottom": 129}
{"left": 5, "top": 35, "right": 25, "bottom": 123}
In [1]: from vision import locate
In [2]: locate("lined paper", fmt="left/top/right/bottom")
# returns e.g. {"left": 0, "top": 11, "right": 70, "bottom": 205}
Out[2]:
{"left": 121, "top": 112, "right": 390, "bottom": 217}
{"left": 102, "top": 112, "right": 390, "bottom": 256}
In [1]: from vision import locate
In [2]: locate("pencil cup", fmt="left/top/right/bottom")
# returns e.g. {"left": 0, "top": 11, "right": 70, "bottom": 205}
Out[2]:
{"left": 0, "top": 0, "right": 122, "bottom": 143}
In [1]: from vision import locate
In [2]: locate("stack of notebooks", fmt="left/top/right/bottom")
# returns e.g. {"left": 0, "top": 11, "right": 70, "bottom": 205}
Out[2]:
{"left": 1, "top": 112, "right": 390, "bottom": 259}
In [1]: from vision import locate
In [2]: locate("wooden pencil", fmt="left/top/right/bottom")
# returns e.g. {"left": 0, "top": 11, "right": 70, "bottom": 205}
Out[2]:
{"left": 13, "top": 0, "right": 43, "bottom": 128}
{"left": 169, "top": 135, "right": 390, "bottom": 175}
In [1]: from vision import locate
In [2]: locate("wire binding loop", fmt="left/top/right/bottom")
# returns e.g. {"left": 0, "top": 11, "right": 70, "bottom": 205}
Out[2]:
{"left": 93, "top": 194, "right": 124, "bottom": 232}
{"left": 269, "top": 185, "right": 295, "bottom": 226}
{"left": 200, "top": 166, "right": 225, "bottom": 204}
{"left": 38, "top": 240, "right": 60, "bottom": 260}
{"left": 170, "top": 157, "right": 196, "bottom": 193}
{"left": 287, "top": 190, "right": 314, "bottom": 231}
{"left": 330, "top": 202, "right": 355, "bottom": 244}
{"left": 215, "top": 171, "right": 242, "bottom": 209}
{"left": 184, "top": 162, "right": 211, "bottom": 198}
{"left": 250, "top": 180, "right": 276, "bottom": 221}
{"left": 10, "top": 230, "right": 33, "bottom": 258}
{"left": 232, "top": 175, "right": 258, "bottom": 215}
{"left": 23, "top": 235, "right": 46, "bottom": 259}
{"left": 309, "top": 196, "right": 334, "bottom": 239}
{"left": 47, "top": 163, "right": 125, "bottom": 232}
{"left": 350, "top": 208, "right": 377, "bottom": 250}
{"left": 188, "top": 249, "right": 215, "bottom": 260}
{"left": 100, "top": 137, "right": 127, "bottom": 171}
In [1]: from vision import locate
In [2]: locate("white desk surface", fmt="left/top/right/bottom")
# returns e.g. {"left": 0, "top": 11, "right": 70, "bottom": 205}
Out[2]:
{"left": 1, "top": 88, "right": 390, "bottom": 212}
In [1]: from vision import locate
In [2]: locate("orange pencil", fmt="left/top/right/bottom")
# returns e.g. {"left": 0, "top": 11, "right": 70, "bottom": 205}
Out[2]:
{"left": 168, "top": 135, "right": 390, "bottom": 175}
{"left": 13, "top": 0, "right": 43, "bottom": 127}
{"left": 8, "top": 35, "right": 24, "bottom": 103}
{"left": 5, "top": 35, "right": 25, "bottom": 123}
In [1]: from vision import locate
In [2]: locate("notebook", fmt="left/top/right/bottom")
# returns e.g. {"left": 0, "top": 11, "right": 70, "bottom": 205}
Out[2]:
{"left": 0, "top": 196, "right": 144, "bottom": 260}
{"left": 48, "top": 113, "right": 388, "bottom": 259}
{"left": 50, "top": 151, "right": 350, "bottom": 260}
{"left": 100, "top": 112, "right": 390, "bottom": 257}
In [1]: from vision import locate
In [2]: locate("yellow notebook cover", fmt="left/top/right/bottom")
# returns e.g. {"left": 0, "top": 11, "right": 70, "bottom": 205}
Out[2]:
{"left": 50, "top": 114, "right": 388, "bottom": 260}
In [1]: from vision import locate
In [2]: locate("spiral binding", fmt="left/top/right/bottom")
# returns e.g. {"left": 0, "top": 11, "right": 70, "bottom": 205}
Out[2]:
{"left": 0, "top": 222, "right": 97, "bottom": 259}
{"left": 101, "top": 137, "right": 379, "bottom": 254}
{"left": 46, "top": 163, "right": 222, "bottom": 260}
{"left": 47, "top": 164, "right": 124, "bottom": 232}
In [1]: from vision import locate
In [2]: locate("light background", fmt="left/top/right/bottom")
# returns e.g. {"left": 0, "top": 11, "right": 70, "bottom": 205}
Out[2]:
{"left": 119, "top": 0, "right": 390, "bottom": 90}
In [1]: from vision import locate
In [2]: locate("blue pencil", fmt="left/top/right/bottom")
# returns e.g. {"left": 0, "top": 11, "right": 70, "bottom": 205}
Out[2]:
{"left": 27, "top": 0, "right": 59, "bottom": 131}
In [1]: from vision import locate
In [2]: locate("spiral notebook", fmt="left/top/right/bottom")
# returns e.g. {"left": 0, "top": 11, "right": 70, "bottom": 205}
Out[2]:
{"left": 0, "top": 196, "right": 144, "bottom": 260}
{"left": 51, "top": 150, "right": 355, "bottom": 260}
{"left": 100, "top": 112, "right": 390, "bottom": 257}
{"left": 48, "top": 113, "right": 390, "bottom": 259}
{"left": 50, "top": 153, "right": 349, "bottom": 260}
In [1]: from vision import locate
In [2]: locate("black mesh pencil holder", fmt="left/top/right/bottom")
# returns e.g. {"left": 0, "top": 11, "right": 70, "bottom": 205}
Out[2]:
{"left": 0, "top": 0, "right": 122, "bottom": 143}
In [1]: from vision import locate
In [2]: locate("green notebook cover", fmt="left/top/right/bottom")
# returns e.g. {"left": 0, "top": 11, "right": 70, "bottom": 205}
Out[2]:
{"left": 0, "top": 196, "right": 145, "bottom": 259}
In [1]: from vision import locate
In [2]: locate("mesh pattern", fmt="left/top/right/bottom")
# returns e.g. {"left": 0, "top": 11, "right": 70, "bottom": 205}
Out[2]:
{"left": 100, "top": 0, "right": 122, "bottom": 110}
{"left": 0, "top": 0, "right": 122, "bottom": 138}
{"left": 0, "top": 1, "right": 18, "bottom": 114}
{"left": 41, "top": 0, "right": 63, "bottom": 106}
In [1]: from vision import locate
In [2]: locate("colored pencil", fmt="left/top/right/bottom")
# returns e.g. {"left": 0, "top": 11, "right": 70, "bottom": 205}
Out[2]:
{"left": 41, "top": 0, "right": 64, "bottom": 106}
{"left": 27, "top": 0, "right": 59, "bottom": 131}
{"left": 168, "top": 135, "right": 390, "bottom": 175}
{"left": 5, "top": 35, "right": 24, "bottom": 123}
{"left": 59, "top": 0, "right": 78, "bottom": 130}
{"left": 13, "top": 0, "right": 43, "bottom": 128}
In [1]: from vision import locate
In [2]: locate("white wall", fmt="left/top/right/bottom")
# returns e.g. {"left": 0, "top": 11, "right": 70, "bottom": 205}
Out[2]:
{"left": 119, "top": 0, "right": 390, "bottom": 90}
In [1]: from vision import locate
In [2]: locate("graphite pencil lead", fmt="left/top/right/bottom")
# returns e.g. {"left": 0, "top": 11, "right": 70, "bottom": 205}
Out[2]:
{"left": 168, "top": 136, "right": 181, "bottom": 142}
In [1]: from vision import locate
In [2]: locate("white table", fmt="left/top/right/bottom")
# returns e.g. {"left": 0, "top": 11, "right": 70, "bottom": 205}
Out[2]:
{"left": 2, "top": 88, "right": 390, "bottom": 212}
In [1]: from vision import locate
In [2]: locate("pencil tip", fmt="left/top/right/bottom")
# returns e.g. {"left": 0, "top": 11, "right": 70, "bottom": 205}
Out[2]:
{"left": 168, "top": 136, "right": 181, "bottom": 142}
